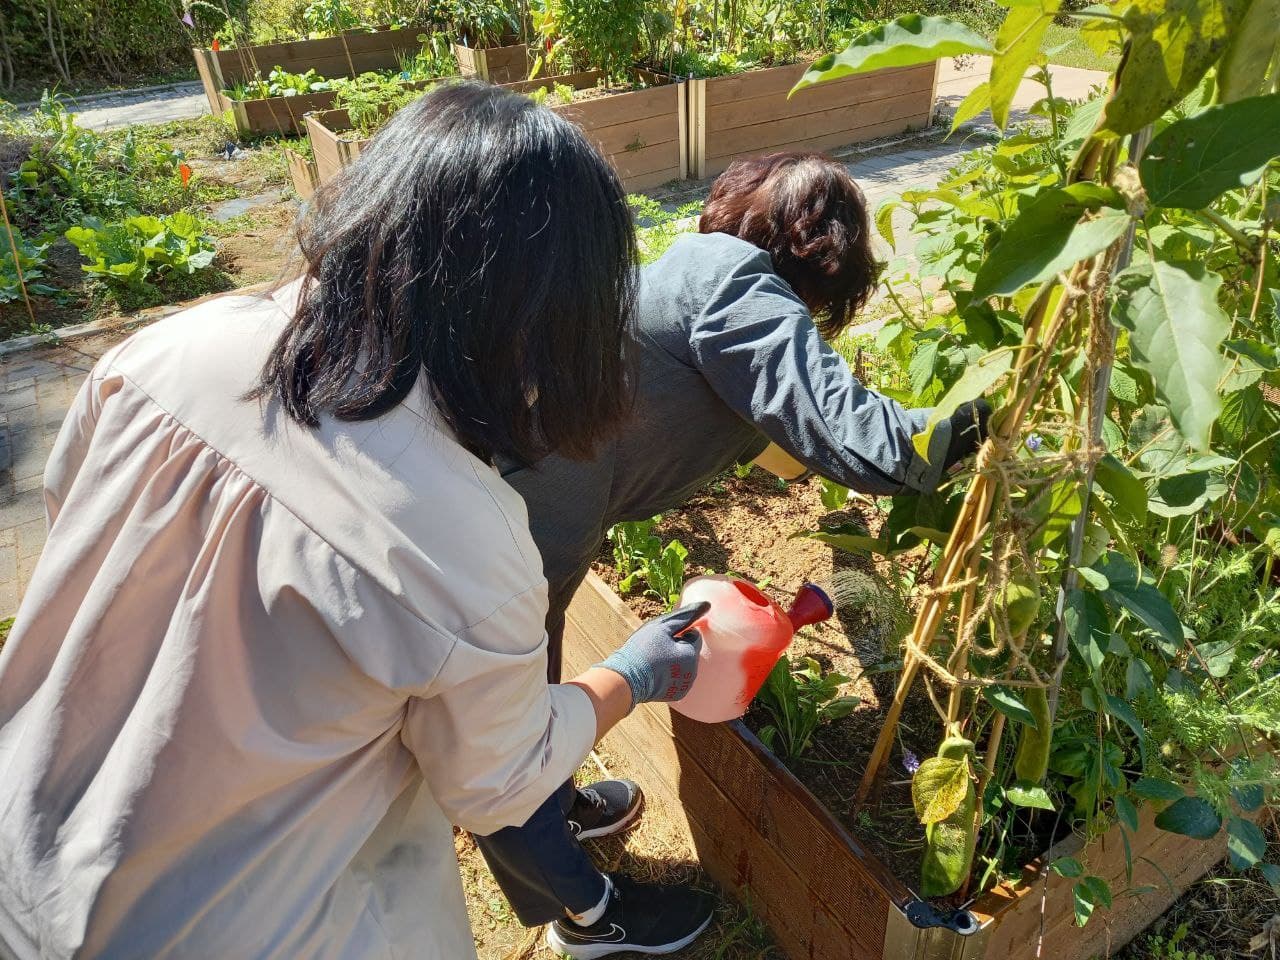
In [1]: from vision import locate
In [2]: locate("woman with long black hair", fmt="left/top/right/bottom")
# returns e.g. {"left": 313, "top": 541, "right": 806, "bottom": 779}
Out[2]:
{"left": 0, "top": 83, "right": 714, "bottom": 959}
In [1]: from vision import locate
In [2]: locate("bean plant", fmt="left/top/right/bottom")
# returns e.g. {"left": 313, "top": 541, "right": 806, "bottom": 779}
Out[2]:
{"left": 798, "top": 1, "right": 1280, "bottom": 918}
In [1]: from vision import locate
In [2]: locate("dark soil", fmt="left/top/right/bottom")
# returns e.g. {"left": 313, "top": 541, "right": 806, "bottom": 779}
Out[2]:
{"left": 594, "top": 469, "right": 946, "bottom": 891}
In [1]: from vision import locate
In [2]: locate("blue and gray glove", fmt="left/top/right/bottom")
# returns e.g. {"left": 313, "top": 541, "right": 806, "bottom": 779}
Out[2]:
{"left": 597, "top": 602, "right": 710, "bottom": 709}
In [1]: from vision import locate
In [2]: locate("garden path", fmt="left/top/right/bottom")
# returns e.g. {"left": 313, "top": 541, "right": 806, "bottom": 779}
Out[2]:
{"left": 22, "top": 82, "right": 211, "bottom": 132}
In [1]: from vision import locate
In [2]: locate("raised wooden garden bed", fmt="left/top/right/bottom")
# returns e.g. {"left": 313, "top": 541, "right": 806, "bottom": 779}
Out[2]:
{"left": 454, "top": 39, "right": 529, "bottom": 84}
{"left": 505, "top": 70, "right": 687, "bottom": 190}
{"left": 305, "top": 71, "right": 686, "bottom": 192}
{"left": 687, "top": 61, "right": 938, "bottom": 179}
{"left": 191, "top": 27, "right": 428, "bottom": 135}
{"left": 284, "top": 148, "right": 319, "bottom": 200}
{"left": 563, "top": 570, "right": 1244, "bottom": 960}
{"left": 303, "top": 108, "right": 366, "bottom": 184}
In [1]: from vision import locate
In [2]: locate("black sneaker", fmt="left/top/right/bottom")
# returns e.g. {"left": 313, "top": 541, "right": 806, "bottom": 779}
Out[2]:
{"left": 567, "top": 779, "right": 643, "bottom": 841}
{"left": 546, "top": 873, "right": 715, "bottom": 958}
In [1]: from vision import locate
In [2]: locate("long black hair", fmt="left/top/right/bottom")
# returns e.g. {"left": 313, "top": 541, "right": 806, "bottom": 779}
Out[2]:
{"left": 257, "top": 81, "right": 637, "bottom": 465}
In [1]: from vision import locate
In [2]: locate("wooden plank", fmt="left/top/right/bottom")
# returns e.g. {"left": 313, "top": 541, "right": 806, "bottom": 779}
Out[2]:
{"left": 705, "top": 90, "right": 933, "bottom": 160}
{"left": 306, "top": 109, "right": 352, "bottom": 183}
{"left": 700, "top": 112, "right": 932, "bottom": 178}
{"left": 502, "top": 70, "right": 605, "bottom": 95}
{"left": 706, "top": 70, "right": 935, "bottom": 133}
{"left": 555, "top": 82, "right": 678, "bottom": 130}
{"left": 209, "top": 28, "right": 424, "bottom": 84}
{"left": 285, "top": 149, "right": 318, "bottom": 200}
{"left": 191, "top": 48, "right": 223, "bottom": 113}
{"left": 703, "top": 61, "right": 931, "bottom": 108}
{"left": 455, "top": 41, "right": 528, "bottom": 83}
{"left": 576, "top": 113, "right": 679, "bottom": 157}
{"left": 233, "top": 90, "right": 338, "bottom": 135}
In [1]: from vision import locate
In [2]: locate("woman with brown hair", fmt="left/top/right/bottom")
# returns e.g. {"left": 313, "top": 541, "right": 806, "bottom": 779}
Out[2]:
{"left": 485, "top": 151, "right": 989, "bottom": 958}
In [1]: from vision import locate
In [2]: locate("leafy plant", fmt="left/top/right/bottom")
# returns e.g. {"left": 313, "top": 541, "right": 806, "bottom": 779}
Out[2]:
{"left": 302, "top": 0, "right": 362, "bottom": 36}
{"left": 797, "top": 1, "right": 1280, "bottom": 910}
{"left": 1, "top": 228, "right": 58, "bottom": 305}
{"left": 452, "top": 0, "right": 519, "bottom": 47}
{"left": 756, "top": 656, "right": 859, "bottom": 760}
{"left": 227, "top": 66, "right": 337, "bottom": 100}
{"left": 609, "top": 518, "right": 662, "bottom": 593}
{"left": 64, "top": 212, "right": 216, "bottom": 294}
{"left": 551, "top": 0, "right": 646, "bottom": 80}
{"left": 605, "top": 517, "right": 689, "bottom": 608}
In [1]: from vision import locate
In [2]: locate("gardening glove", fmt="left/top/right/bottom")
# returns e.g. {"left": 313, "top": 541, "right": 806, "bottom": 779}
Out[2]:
{"left": 597, "top": 602, "right": 710, "bottom": 709}
{"left": 942, "top": 399, "right": 991, "bottom": 473}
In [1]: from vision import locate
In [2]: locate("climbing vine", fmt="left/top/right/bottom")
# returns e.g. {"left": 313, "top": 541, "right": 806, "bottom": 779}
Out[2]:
{"left": 799, "top": 0, "right": 1280, "bottom": 916}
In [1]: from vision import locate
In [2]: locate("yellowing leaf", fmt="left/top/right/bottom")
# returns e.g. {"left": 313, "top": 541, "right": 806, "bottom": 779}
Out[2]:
{"left": 912, "top": 754, "right": 972, "bottom": 824}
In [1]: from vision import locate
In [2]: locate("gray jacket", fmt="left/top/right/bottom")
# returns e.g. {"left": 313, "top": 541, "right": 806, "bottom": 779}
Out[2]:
{"left": 501, "top": 232, "right": 950, "bottom": 678}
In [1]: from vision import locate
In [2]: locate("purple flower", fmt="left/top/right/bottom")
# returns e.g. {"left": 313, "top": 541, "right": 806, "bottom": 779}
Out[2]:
{"left": 1025, "top": 433, "right": 1043, "bottom": 453}
{"left": 182, "top": 9, "right": 195, "bottom": 26}
{"left": 903, "top": 749, "right": 921, "bottom": 774}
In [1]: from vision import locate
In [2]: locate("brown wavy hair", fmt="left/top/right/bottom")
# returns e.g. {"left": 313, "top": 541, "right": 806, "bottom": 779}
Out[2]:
{"left": 699, "top": 152, "right": 880, "bottom": 338}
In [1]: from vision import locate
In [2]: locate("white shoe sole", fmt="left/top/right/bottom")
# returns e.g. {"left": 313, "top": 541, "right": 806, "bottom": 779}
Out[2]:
{"left": 545, "top": 912, "right": 712, "bottom": 959}
{"left": 573, "top": 793, "right": 644, "bottom": 841}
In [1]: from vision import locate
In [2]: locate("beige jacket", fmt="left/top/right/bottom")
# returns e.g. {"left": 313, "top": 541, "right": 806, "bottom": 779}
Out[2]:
{"left": 0, "top": 286, "right": 595, "bottom": 959}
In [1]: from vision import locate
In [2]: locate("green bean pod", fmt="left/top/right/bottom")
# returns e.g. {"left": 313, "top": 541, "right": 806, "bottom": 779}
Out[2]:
{"left": 920, "top": 737, "right": 978, "bottom": 898}
{"left": 1013, "top": 685, "right": 1052, "bottom": 784}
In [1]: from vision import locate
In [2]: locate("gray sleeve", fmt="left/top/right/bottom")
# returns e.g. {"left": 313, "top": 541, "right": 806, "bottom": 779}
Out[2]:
{"left": 687, "top": 261, "right": 952, "bottom": 495}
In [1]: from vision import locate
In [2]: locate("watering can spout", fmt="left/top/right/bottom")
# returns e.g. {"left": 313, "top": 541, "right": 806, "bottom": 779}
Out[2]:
{"left": 786, "top": 582, "right": 834, "bottom": 631}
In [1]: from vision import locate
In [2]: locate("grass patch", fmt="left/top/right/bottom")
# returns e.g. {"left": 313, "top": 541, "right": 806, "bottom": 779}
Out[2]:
{"left": 1042, "top": 23, "right": 1121, "bottom": 73}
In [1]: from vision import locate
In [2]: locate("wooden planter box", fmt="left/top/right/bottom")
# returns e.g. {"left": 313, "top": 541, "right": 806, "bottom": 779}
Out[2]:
{"left": 687, "top": 61, "right": 938, "bottom": 179}
{"left": 454, "top": 40, "right": 529, "bottom": 83}
{"left": 505, "top": 70, "right": 687, "bottom": 191}
{"left": 304, "top": 108, "right": 367, "bottom": 184}
{"left": 284, "top": 147, "right": 319, "bottom": 200}
{"left": 563, "top": 571, "right": 1242, "bottom": 960}
{"left": 305, "top": 72, "right": 686, "bottom": 192}
{"left": 192, "top": 27, "right": 429, "bottom": 135}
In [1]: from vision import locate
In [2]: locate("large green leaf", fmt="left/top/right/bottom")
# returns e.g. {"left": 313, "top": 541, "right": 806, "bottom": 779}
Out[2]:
{"left": 1095, "top": 551, "right": 1183, "bottom": 655}
{"left": 1227, "top": 816, "right": 1267, "bottom": 868}
{"left": 911, "top": 350, "right": 1012, "bottom": 461}
{"left": 1065, "top": 587, "right": 1109, "bottom": 672}
{"left": 1217, "top": 0, "right": 1280, "bottom": 102}
{"left": 1103, "top": 0, "right": 1250, "bottom": 135}
{"left": 972, "top": 184, "right": 1129, "bottom": 299}
{"left": 912, "top": 755, "right": 972, "bottom": 825}
{"left": 791, "top": 15, "right": 993, "bottom": 93}
{"left": 1140, "top": 95, "right": 1280, "bottom": 208}
{"left": 1110, "top": 261, "right": 1229, "bottom": 451}
{"left": 989, "top": 1, "right": 1059, "bottom": 130}
{"left": 1094, "top": 453, "right": 1148, "bottom": 525}
{"left": 1154, "top": 795, "right": 1222, "bottom": 839}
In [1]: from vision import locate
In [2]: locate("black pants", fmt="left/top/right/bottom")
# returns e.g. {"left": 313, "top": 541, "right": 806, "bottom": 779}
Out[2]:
{"left": 474, "top": 778, "right": 608, "bottom": 925}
